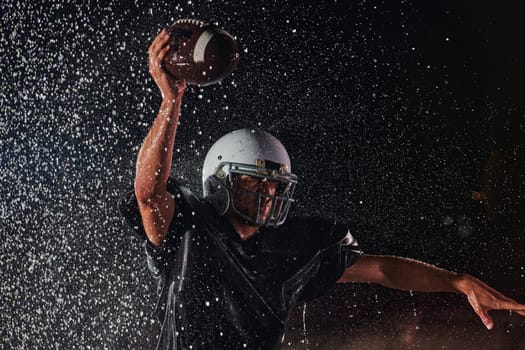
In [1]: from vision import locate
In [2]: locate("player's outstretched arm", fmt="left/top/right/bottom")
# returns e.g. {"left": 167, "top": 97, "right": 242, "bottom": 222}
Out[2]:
{"left": 338, "top": 254, "right": 525, "bottom": 329}
{"left": 135, "top": 28, "right": 186, "bottom": 246}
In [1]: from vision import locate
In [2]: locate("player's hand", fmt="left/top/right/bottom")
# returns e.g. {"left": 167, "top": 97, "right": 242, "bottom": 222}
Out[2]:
{"left": 456, "top": 274, "right": 525, "bottom": 330}
{"left": 148, "top": 28, "right": 186, "bottom": 101}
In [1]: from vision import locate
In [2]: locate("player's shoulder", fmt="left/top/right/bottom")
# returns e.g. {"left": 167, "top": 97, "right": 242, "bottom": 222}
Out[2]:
{"left": 165, "top": 178, "right": 218, "bottom": 224}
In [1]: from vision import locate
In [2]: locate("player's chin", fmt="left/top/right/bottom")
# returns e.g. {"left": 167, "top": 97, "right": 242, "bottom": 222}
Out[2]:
{"left": 242, "top": 215, "right": 265, "bottom": 228}
{"left": 239, "top": 204, "right": 271, "bottom": 226}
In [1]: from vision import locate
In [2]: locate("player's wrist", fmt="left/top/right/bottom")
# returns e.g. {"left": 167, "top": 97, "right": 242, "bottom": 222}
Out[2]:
{"left": 158, "top": 99, "right": 180, "bottom": 118}
{"left": 161, "top": 92, "right": 182, "bottom": 105}
{"left": 162, "top": 96, "right": 179, "bottom": 105}
{"left": 162, "top": 85, "right": 185, "bottom": 103}
{"left": 451, "top": 273, "right": 473, "bottom": 294}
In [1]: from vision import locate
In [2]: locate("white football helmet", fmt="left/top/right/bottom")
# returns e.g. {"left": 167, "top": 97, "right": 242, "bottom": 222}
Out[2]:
{"left": 202, "top": 129, "right": 297, "bottom": 226}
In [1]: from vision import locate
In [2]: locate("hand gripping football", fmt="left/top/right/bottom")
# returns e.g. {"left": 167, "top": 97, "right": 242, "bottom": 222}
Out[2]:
{"left": 163, "top": 19, "right": 240, "bottom": 86}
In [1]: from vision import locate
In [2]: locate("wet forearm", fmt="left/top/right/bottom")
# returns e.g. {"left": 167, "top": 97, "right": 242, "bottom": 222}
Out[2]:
{"left": 376, "top": 255, "right": 462, "bottom": 293}
{"left": 135, "top": 97, "right": 182, "bottom": 201}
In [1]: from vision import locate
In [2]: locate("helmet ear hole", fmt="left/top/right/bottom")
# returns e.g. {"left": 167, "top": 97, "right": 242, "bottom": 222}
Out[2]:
{"left": 203, "top": 176, "right": 230, "bottom": 216}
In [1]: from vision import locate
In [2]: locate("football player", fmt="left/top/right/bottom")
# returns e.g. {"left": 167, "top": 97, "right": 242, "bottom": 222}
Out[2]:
{"left": 120, "top": 28, "right": 525, "bottom": 350}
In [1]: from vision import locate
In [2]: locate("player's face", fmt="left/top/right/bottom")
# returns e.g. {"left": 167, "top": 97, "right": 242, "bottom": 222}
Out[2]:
{"left": 231, "top": 174, "right": 279, "bottom": 223}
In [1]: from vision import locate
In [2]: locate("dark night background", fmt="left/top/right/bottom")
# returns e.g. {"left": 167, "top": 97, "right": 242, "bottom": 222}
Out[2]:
{"left": 1, "top": 1, "right": 524, "bottom": 349}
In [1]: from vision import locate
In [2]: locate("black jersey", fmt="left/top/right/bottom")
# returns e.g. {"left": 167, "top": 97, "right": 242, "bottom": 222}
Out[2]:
{"left": 119, "top": 179, "right": 363, "bottom": 350}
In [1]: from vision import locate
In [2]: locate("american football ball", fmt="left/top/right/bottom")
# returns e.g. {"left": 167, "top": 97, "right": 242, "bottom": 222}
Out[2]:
{"left": 163, "top": 19, "right": 240, "bottom": 86}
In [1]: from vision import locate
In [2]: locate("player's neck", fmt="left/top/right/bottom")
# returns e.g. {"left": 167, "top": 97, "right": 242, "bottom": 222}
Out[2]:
{"left": 225, "top": 210, "right": 259, "bottom": 240}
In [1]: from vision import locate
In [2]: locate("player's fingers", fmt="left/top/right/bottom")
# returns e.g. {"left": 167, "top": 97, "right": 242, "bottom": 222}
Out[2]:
{"left": 148, "top": 29, "right": 164, "bottom": 52}
{"left": 468, "top": 293, "right": 494, "bottom": 330}
{"left": 491, "top": 298, "right": 525, "bottom": 311}
{"left": 149, "top": 42, "right": 171, "bottom": 72}
{"left": 158, "top": 44, "right": 171, "bottom": 62}
{"left": 150, "top": 48, "right": 170, "bottom": 74}
{"left": 480, "top": 309, "right": 494, "bottom": 330}
{"left": 149, "top": 29, "right": 169, "bottom": 57}
{"left": 515, "top": 310, "right": 525, "bottom": 317}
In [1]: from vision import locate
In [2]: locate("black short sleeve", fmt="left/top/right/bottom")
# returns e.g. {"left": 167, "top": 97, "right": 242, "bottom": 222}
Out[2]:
{"left": 340, "top": 228, "right": 364, "bottom": 268}
{"left": 296, "top": 220, "right": 363, "bottom": 302}
{"left": 118, "top": 187, "right": 147, "bottom": 241}
{"left": 118, "top": 179, "right": 190, "bottom": 277}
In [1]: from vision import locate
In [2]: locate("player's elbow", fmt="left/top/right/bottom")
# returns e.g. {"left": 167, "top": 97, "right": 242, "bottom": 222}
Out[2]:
{"left": 134, "top": 178, "right": 157, "bottom": 203}
{"left": 134, "top": 162, "right": 169, "bottom": 202}
{"left": 338, "top": 254, "right": 387, "bottom": 284}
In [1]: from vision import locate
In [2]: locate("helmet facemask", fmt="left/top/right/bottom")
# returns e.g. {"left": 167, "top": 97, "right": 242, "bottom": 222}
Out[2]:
{"left": 217, "top": 161, "right": 297, "bottom": 227}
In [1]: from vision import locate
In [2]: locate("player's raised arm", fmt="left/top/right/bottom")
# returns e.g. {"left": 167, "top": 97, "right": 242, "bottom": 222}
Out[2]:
{"left": 134, "top": 28, "right": 186, "bottom": 247}
{"left": 338, "top": 254, "right": 525, "bottom": 330}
